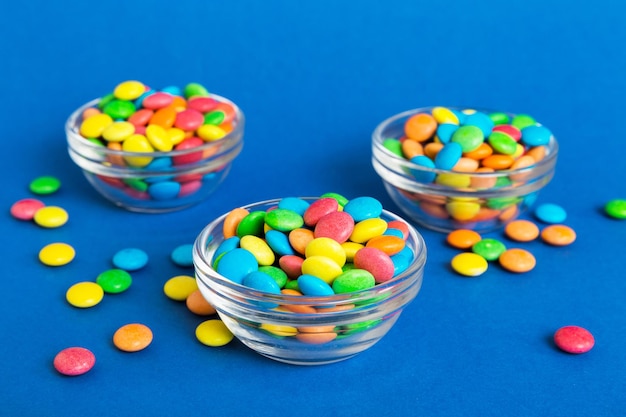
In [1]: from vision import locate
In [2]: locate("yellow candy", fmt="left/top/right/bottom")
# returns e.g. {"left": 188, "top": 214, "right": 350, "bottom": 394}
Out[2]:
{"left": 33, "top": 206, "right": 68, "bottom": 228}
{"left": 122, "top": 134, "right": 154, "bottom": 167}
{"left": 301, "top": 255, "right": 343, "bottom": 284}
{"left": 145, "top": 124, "right": 173, "bottom": 152}
{"left": 39, "top": 242, "right": 75, "bottom": 266}
{"left": 261, "top": 323, "right": 298, "bottom": 337}
{"left": 432, "top": 106, "right": 459, "bottom": 125}
{"left": 195, "top": 319, "right": 234, "bottom": 347}
{"left": 240, "top": 235, "right": 275, "bottom": 266}
{"left": 102, "top": 121, "right": 135, "bottom": 142}
{"left": 166, "top": 127, "right": 186, "bottom": 145}
{"left": 435, "top": 173, "right": 471, "bottom": 188}
{"left": 446, "top": 200, "right": 481, "bottom": 221}
{"left": 350, "top": 218, "right": 387, "bottom": 244}
{"left": 512, "top": 142, "right": 525, "bottom": 159}
{"left": 340, "top": 241, "right": 364, "bottom": 262}
{"left": 163, "top": 275, "right": 198, "bottom": 301}
{"left": 66, "top": 282, "right": 104, "bottom": 308}
{"left": 79, "top": 113, "right": 113, "bottom": 138}
{"left": 113, "top": 80, "right": 145, "bottom": 101}
{"left": 197, "top": 124, "right": 227, "bottom": 141}
{"left": 305, "top": 237, "right": 346, "bottom": 267}
{"left": 451, "top": 253, "right": 488, "bottom": 277}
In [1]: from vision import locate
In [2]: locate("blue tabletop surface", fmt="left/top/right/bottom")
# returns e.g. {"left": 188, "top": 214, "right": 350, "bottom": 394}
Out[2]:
{"left": 2, "top": 1, "right": 625, "bottom": 416}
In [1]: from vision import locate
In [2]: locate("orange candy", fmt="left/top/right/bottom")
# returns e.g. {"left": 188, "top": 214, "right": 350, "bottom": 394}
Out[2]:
{"left": 481, "top": 154, "right": 515, "bottom": 170}
{"left": 505, "top": 220, "right": 540, "bottom": 242}
{"left": 149, "top": 106, "right": 177, "bottom": 128}
{"left": 288, "top": 228, "right": 315, "bottom": 254}
{"left": 499, "top": 248, "right": 536, "bottom": 273}
{"left": 222, "top": 207, "right": 249, "bottom": 238}
{"left": 404, "top": 113, "right": 438, "bottom": 142}
{"left": 446, "top": 229, "right": 482, "bottom": 249}
{"left": 463, "top": 142, "right": 493, "bottom": 160}
{"left": 401, "top": 138, "right": 424, "bottom": 159}
{"left": 541, "top": 224, "right": 576, "bottom": 246}
{"left": 113, "top": 323, "right": 153, "bottom": 352}
{"left": 365, "top": 235, "right": 406, "bottom": 255}
{"left": 186, "top": 289, "right": 217, "bottom": 316}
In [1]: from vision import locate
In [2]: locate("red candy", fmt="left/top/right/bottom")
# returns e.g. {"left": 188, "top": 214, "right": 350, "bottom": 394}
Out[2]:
{"left": 142, "top": 92, "right": 174, "bottom": 109}
{"left": 172, "top": 137, "right": 204, "bottom": 165}
{"left": 354, "top": 247, "right": 395, "bottom": 283}
{"left": 187, "top": 96, "right": 219, "bottom": 113}
{"left": 174, "top": 108, "right": 204, "bottom": 131}
{"left": 303, "top": 198, "right": 339, "bottom": 227}
{"left": 53, "top": 347, "right": 96, "bottom": 376}
{"left": 314, "top": 211, "right": 355, "bottom": 243}
{"left": 11, "top": 198, "right": 45, "bottom": 220}
{"left": 554, "top": 325, "right": 595, "bottom": 354}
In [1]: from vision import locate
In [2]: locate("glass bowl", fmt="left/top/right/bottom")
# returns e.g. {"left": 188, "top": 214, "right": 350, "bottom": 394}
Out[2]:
{"left": 193, "top": 197, "right": 426, "bottom": 365}
{"left": 66, "top": 95, "right": 244, "bottom": 213}
{"left": 372, "top": 107, "right": 558, "bottom": 233}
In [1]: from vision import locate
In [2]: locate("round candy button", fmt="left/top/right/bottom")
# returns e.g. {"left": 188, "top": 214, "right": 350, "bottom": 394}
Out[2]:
{"left": 163, "top": 275, "right": 198, "bottom": 301}
{"left": 554, "top": 325, "right": 594, "bottom": 354}
{"left": 29, "top": 175, "right": 61, "bottom": 195}
{"left": 10, "top": 198, "right": 45, "bottom": 220}
{"left": 113, "top": 323, "right": 153, "bottom": 352}
{"left": 112, "top": 248, "right": 148, "bottom": 271}
{"left": 170, "top": 243, "right": 194, "bottom": 267}
{"left": 451, "top": 252, "right": 488, "bottom": 277}
{"left": 195, "top": 319, "right": 234, "bottom": 347}
{"left": 66, "top": 282, "right": 104, "bottom": 308}
{"left": 33, "top": 206, "right": 69, "bottom": 228}
{"left": 96, "top": 269, "right": 132, "bottom": 294}
{"left": 39, "top": 242, "right": 76, "bottom": 266}
{"left": 53, "top": 347, "right": 95, "bottom": 376}
{"left": 605, "top": 199, "right": 626, "bottom": 219}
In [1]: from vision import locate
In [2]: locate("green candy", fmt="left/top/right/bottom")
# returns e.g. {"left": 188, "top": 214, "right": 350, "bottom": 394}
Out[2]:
{"left": 236, "top": 211, "right": 267, "bottom": 237}
{"left": 29, "top": 175, "right": 61, "bottom": 195}
{"left": 382, "top": 138, "right": 404, "bottom": 157}
{"left": 511, "top": 114, "right": 536, "bottom": 130}
{"left": 96, "top": 269, "right": 132, "bottom": 294}
{"left": 123, "top": 178, "right": 148, "bottom": 192}
{"left": 605, "top": 199, "right": 626, "bottom": 219}
{"left": 284, "top": 279, "right": 299, "bottom": 291}
{"left": 264, "top": 209, "right": 304, "bottom": 232}
{"left": 204, "top": 110, "right": 225, "bottom": 125}
{"left": 489, "top": 112, "right": 510, "bottom": 125}
{"left": 97, "top": 92, "right": 115, "bottom": 109}
{"left": 472, "top": 238, "right": 507, "bottom": 261}
{"left": 451, "top": 125, "right": 484, "bottom": 152}
{"left": 103, "top": 99, "right": 136, "bottom": 120}
{"left": 340, "top": 319, "right": 382, "bottom": 337}
{"left": 184, "top": 83, "right": 210, "bottom": 98}
{"left": 332, "top": 269, "right": 375, "bottom": 294}
{"left": 320, "top": 192, "right": 349, "bottom": 208}
{"left": 488, "top": 131, "right": 518, "bottom": 155}
{"left": 487, "top": 196, "right": 520, "bottom": 210}
{"left": 258, "top": 266, "right": 288, "bottom": 288}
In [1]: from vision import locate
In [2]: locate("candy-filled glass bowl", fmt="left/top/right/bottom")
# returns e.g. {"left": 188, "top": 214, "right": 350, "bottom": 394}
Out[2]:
{"left": 193, "top": 196, "right": 427, "bottom": 365}
{"left": 66, "top": 83, "right": 244, "bottom": 213}
{"left": 372, "top": 106, "right": 558, "bottom": 233}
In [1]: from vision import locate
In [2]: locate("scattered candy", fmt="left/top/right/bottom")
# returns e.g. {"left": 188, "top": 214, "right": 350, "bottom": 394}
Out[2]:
{"left": 10, "top": 198, "right": 45, "bottom": 220}
{"left": 113, "top": 323, "right": 153, "bottom": 352}
{"left": 446, "top": 229, "right": 482, "bottom": 249}
{"left": 541, "top": 224, "right": 576, "bottom": 246}
{"left": 171, "top": 243, "right": 194, "bottom": 267}
{"left": 53, "top": 347, "right": 95, "bottom": 376}
{"left": 33, "top": 206, "right": 68, "bottom": 228}
{"left": 504, "top": 219, "right": 540, "bottom": 242}
{"left": 554, "top": 325, "right": 594, "bottom": 354}
{"left": 471, "top": 238, "right": 506, "bottom": 261}
{"left": 163, "top": 275, "right": 198, "bottom": 301}
{"left": 195, "top": 319, "right": 234, "bottom": 347}
{"left": 534, "top": 203, "right": 567, "bottom": 224}
{"left": 498, "top": 248, "right": 536, "bottom": 273}
{"left": 29, "top": 176, "right": 61, "bottom": 195}
{"left": 39, "top": 242, "right": 76, "bottom": 266}
{"left": 605, "top": 199, "right": 626, "bottom": 219}
{"left": 66, "top": 282, "right": 104, "bottom": 308}
{"left": 112, "top": 248, "right": 149, "bottom": 271}
{"left": 450, "top": 252, "right": 488, "bottom": 276}
{"left": 96, "top": 269, "right": 132, "bottom": 294}
{"left": 186, "top": 289, "right": 217, "bottom": 316}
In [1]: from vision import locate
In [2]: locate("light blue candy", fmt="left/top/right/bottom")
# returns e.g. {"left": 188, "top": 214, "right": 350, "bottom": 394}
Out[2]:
{"left": 464, "top": 111, "right": 495, "bottom": 137}
{"left": 112, "top": 248, "right": 149, "bottom": 271}
{"left": 265, "top": 229, "right": 295, "bottom": 256}
{"left": 434, "top": 141, "right": 463, "bottom": 170}
{"left": 452, "top": 109, "right": 467, "bottom": 124}
{"left": 216, "top": 248, "right": 258, "bottom": 284}
{"left": 521, "top": 125, "right": 552, "bottom": 146}
{"left": 171, "top": 243, "right": 194, "bottom": 267}
{"left": 212, "top": 236, "right": 240, "bottom": 264}
{"left": 344, "top": 196, "right": 383, "bottom": 222}
{"left": 436, "top": 123, "right": 459, "bottom": 144}
{"left": 161, "top": 85, "right": 182, "bottom": 96}
{"left": 410, "top": 155, "right": 436, "bottom": 183}
{"left": 534, "top": 203, "right": 567, "bottom": 224}
{"left": 242, "top": 271, "right": 281, "bottom": 309}
{"left": 148, "top": 181, "right": 181, "bottom": 200}
{"left": 144, "top": 158, "right": 174, "bottom": 184}
{"left": 297, "top": 274, "right": 335, "bottom": 296}
{"left": 391, "top": 246, "right": 415, "bottom": 276}
{"left": 278, "top": 197, "right": 310, "bottom": 216}
{"left": 383, "top": 228, "right": 405, "bottom": 239}
{"left": 133, "top": 90, "right": 154, "bottom": 109}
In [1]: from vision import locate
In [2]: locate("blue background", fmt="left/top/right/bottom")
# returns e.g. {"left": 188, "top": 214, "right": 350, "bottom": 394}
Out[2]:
{"left": 1, "top": 1, "right": 625, "bottom": 416}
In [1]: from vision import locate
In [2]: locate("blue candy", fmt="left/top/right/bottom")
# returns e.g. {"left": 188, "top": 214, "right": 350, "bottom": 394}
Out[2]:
{"left": 391, "top": 246, "right": 415, "bottom": 276}
{"left": 216, "top": 248, "right": 258, "bottom": 284}
{"left": 464, "top": 111, "right": 494, "bottom": 137}
{"left": 242, "top": 271, "right": 282, "bottom": 309}
{"left": 278, "top": 197, "right": 310, "bottom": 216}
{"left": 521, "top": 125, "right": 552, "bottom": 146}
{"left": 297, "top": 274, "right": 334, "bottom": 296}
{"left": 436, "top": 123, "right": 458, "bottom": 144}
{"left": 344, "top": 196, "right": 383, "bottom": 222}
{"left": 534, "top": 203, "right": 567, "bottom": 224}
{"left": 112, "top": 248, "right": 149, "bottom": 271}
{"left": 410, "top": 155, "right": 436, "bottom": 183}
{"left": 171, "top": 243, "right": 194, "bottom": 267}
{"left": 434, "top": 141, "right": 463, "bottom": 170}
{"left": 148, "top": 181, "right": 181, "bottom": 200}
{"left": 265, "top": 229, "right": 295, "bottom": 256}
